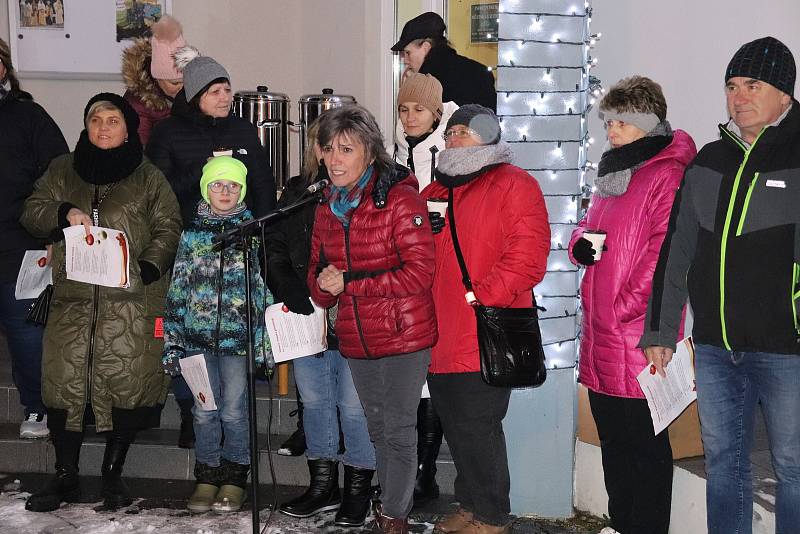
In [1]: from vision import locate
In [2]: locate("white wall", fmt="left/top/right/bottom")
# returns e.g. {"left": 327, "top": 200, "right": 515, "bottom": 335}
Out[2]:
{"left": 588, "top": 0, "right": 800, "bottom": 162}
{"left": 1, "top": 0, "right": 393, "bottom": 173}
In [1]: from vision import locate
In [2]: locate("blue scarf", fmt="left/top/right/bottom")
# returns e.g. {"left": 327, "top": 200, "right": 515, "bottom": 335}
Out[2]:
{"left": 327, "top": 165, "right": 374, "bottom": 227}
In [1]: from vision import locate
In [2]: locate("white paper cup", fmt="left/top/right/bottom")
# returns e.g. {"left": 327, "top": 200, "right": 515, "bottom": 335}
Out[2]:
{"left": 583, "top": 230, "right": 607, "bottom": 261}
{"left": 427, "top": 198, "right": 448, "bottom": 218}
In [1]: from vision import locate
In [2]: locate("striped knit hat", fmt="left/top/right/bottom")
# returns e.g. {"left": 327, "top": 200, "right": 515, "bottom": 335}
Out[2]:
{"left": 726, "top": 36, "right": 796, "bottom": 97}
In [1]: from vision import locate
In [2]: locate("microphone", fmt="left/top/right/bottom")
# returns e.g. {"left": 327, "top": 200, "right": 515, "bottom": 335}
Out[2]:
{"left": 306, "top": 178, "right": 330, "bottom": 194}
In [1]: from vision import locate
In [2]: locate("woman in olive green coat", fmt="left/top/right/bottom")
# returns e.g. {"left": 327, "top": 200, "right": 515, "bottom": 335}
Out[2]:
{"left": 21, "top": 93, "right": 182, "bottom": 513}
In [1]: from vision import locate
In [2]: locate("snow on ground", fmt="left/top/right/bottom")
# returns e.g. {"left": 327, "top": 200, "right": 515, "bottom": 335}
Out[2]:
{"left": 0, "top": 489, "right": 435, "bottom": 534}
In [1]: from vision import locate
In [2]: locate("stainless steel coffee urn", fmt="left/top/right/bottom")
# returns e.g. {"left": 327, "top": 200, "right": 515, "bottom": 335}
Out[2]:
{"left": 298, "top": 88, "right": 357, "bottom": 169}
{"left": 232, "top": 86, "right": 290, "bottom": 188}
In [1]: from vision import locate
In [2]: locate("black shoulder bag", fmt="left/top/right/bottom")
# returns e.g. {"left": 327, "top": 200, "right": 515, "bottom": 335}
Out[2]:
{"left": 446, "top": 188, "right": 547, "bottom": 388}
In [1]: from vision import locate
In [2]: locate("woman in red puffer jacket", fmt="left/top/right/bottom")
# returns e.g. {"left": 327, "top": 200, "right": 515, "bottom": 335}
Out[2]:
{"left": 307, "top": 105, "right": 436, "bottom": 534}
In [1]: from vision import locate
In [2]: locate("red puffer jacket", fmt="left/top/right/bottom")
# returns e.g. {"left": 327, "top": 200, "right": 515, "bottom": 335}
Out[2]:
{"left": 308, "top": 164, "right": 438, "bottom": 358}
{"left": 422, "top": 163, "right": 551, "bottom": 374}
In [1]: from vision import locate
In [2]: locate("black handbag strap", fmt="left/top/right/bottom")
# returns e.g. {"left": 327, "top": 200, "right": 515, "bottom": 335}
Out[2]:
{"left": 447, "top": 188, "right": 474, "bottom": 293}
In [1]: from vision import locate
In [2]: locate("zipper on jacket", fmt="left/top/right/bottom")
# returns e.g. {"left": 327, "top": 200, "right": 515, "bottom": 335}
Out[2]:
{"left": 718, "top": 128, "right": 766, "bottom": 350}
{"left": 793, "top": 263, "right": 800, "bottom": 335}
{"left": 343, "top": 225, "right": 372, "bottom": 358}
{"left": 84, "top": 186, "right": 102, "bottom": 421}
{"left": 735, "top": 172, "right": 760, "bottom": 237}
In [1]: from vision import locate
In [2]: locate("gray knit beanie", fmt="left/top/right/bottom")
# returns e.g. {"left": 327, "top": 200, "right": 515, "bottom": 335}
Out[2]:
{"left": 182, "top": 56, "right": 230, "bottom": 102}
{"left": 446, "top": 104, "right": 501, "bottom": 144}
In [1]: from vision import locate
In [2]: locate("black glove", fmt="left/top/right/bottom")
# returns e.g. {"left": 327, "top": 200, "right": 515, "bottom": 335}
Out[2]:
{"left": 429, "top": 212, "right": 446, "bottom": 234}
{"left": 572, "top": 237, "right": 607, "bottom": 266}
{"left": 282, "top": 292, "right": 315, "bottom": 315}
{"left": 139, "top": 260, "right": 161, "bottom": 285}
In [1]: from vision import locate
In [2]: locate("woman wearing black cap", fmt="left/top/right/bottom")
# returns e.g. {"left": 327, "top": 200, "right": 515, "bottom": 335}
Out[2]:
{"left": 392, "top": 12, "right": 496, "bottom": 112}
{"left": 21, "top": 92, "right": 182, "bottom": 513}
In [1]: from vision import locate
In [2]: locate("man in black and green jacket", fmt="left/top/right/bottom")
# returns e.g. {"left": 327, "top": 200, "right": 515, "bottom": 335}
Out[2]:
{"left": 640, "top": 37, "right": 800, "bottom": 534}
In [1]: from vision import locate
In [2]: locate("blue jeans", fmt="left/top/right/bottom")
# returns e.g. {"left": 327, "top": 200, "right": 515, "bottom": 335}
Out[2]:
{"left": 193, "top": 354, "right": 250, "bottom": 466}
{"left": 0, "top": 282, "right": 45, "bottom": 414}
{"left": 293, "top": 350, "right": 375, "bottom": 469}
{"left": 695, "top": 343, "right": 800, "bottom": 534}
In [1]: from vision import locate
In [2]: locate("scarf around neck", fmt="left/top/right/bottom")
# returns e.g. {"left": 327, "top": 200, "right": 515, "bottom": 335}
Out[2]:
{"left": 433, "top": 141, "right": 514, "bottom": 188}
{"left": 594, "top": 120, "right": 673, "bottom": 197}
{"left": 0, "top": 80, "right": 10, "bottom": 101}
{"left": 72, "top": 130, "right": 143, "bottom": 185}
{"left": 327, "top": 165, "right": 374, "bottom": 226}
{"left": 197, "top": 199, "right": 247, "bottom": 220}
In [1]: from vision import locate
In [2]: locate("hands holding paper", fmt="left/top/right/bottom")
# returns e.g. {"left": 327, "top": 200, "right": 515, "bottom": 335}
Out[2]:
{"left": 67, "top": 207, "right": 92, "bottom": 236}
{"left": 644, "top": 346, "right": 674, "bottom": 377}
{"left": 317, "top": 265, "right": 345, "bottom": 296}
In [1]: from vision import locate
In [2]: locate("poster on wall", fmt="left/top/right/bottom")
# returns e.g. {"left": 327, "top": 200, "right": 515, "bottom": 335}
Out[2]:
{"left": 470, "top": 3, "right": 498, "bottom": 44}
{"left": 17, "top": 0, "right": 65, "bottom": 30}
{"left": 115, "top": 0, "right": 165, "bottom": 42}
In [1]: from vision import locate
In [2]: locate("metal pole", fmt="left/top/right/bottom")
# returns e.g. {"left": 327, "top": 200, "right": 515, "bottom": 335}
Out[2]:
{"left": 242, "top": 232, "right": 260, "bottom": 534}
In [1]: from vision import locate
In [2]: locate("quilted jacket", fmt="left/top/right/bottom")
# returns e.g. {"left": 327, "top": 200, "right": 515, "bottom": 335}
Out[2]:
{"left": 307, "top": 164, "right": 438, "bottom": 358}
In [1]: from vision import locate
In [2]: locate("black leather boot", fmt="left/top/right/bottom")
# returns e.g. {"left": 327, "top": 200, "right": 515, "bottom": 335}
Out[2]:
{"left": 278, "top": 459, "right": 341, "bottom": 517}
{"left": 26, "top": 430, "right": 83, "bottom": 512}
{"left": 334, "top": 465, "right": 375, "bottom": 527}
{"left": 177, "top": 398, "right": 195, "bottom": 449}
{"left": 413, "top": 398, "right": 442, "bottom": 508}
{"left": 101, "top": 430, "right": 135, "bottom": 509}
{"left": 278, "top": 399, "right": 306, "bottom": 456}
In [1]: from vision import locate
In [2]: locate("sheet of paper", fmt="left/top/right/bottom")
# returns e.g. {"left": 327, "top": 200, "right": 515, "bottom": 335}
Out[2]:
{"left": 180, "top": 353, "right": 217, "bottom": 411}
{"left": 265, "top": 302, "right": 328, "bottom": 363}
{"left": 15, "top": 250, "right": 53, "bottom": 300}
{"left": 63, "top": 225, "right": 130, "bottom": 288}
{"left": 637, "top": 337, "right": 697, "bottom": 435}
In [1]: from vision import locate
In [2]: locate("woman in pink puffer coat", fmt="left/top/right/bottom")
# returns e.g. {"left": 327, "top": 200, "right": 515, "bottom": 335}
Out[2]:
{"left": 568, "top": 76, "right": 696, "bottom": 534}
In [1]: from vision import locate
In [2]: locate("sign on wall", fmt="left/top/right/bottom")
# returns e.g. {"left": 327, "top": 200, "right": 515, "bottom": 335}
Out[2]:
{"left": 470, "top": 3, "right": 498, "bottom": 43}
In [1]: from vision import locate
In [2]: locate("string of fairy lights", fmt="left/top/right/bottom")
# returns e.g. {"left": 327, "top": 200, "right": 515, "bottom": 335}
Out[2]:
{"left": 497, "top": 0, "right": 601, "bottom": 366}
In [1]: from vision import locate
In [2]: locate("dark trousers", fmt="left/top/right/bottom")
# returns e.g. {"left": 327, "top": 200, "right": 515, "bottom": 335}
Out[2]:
{"left": 0, "top": 282, "right": 45, "bottom": 413}
{"left": 588, "top": 390, "right": 673, "bottom": 534}
{"left": 428, "top": 372, "right": 511, "bottom": 526}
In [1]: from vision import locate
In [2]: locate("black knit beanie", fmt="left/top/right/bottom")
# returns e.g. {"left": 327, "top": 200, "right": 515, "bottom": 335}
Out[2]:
{"left": 446, "top": 104, "right": 501, "bottom": 145}
{"left": 83, "top": 92, "right": 141, "bottom": 144}
{"left": 726, "top": 36, "right": 796, "bottom": 97}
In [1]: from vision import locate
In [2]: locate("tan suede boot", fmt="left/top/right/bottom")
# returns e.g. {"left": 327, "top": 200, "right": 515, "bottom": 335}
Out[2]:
{"left": 434, "top": 507, "right": 474, "bottom": 533}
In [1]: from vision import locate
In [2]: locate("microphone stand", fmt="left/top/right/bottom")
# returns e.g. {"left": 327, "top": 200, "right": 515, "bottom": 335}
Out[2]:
{"left": 212, "top": 190, "right": 324, "bottom": 534}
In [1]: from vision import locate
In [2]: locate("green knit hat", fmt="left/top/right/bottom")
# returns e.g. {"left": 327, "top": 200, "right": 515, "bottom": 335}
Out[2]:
{"left": 200, "top": 156, "right": 248, "bottom": 204}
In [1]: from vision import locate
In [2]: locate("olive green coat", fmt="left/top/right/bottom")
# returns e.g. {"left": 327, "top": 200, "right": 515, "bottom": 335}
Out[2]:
{"left": 21, "top": 154, "right": 182, "bottom": 432}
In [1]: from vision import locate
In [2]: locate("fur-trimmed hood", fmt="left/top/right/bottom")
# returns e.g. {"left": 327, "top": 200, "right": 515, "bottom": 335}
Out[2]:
{"left": 121, "top": 39, "right": 171, "bottom": 112}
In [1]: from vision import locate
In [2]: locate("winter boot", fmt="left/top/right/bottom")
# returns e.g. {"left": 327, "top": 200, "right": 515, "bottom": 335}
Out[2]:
{"left": 26, "top": 430, "right": 83, "bottom": 512}
{"left": 211, "top": 458, "right": 249, "bottom": 513}
{"left": 278, "top": 399, "right": 306, "bottom": 456}
{"left": 413, "top": 398, "right": 442, "bottom": 508}
{"left": 187, "top": 462, "right": 223, "bottom": 513}
{"left": 372, "top": 503, "right": 409, "bottom": 534}
{"left": 177, "top": 398, "right": 195, "bottom": 449}
{"left": 278, "top": 458, "right": 341, "bottom": 517}
{"left": 100, "top": 430, "right": 135, "bottom": 509}
{"left": 434, "top": 507, "right": 474, "bottom": 533}
{"left": 334, "top": 465, "right": 374, "bottom": 526}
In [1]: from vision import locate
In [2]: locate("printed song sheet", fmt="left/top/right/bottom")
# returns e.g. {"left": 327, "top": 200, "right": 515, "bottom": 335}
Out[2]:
{"left": 637, "top": 337, "right": 697, "bottom": 435}
{"left": 180, "top": 353, "right": 217, "bottom": 411}
{"left": 15, "top": 250, "right": 52, "bottom": 300}
{"left": 265, "top": 302, "right": 328, "bottom": 363}
{"left": 63, "top": 226, "right": 130, "bottom": 288}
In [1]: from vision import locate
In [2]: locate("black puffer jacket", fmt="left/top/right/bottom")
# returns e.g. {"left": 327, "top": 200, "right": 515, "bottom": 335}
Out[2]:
{"left": 0, "top": 90, "right": 68, "bottom": 283}
{"left": 146, "top": 91, "right": 277, "bottom": 226}
{"left": 419, "top": 45, "right": 496, "bottom": 112}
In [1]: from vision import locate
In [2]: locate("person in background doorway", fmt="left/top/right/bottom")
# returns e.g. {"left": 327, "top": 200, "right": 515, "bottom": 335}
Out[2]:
{"left": 391, "top": 11, "right": 496, "bottom": 112}
{"left": 421, "top": 105, "right": 549, "bottom": 534}
{"left": 640, "top": 37, "right": 800, "bottom": 534}
{"left": 122, "top": 15, "right": 187, "bottom": 146}
{"left": 0, "top": 37, "right": 68, "bottom": 440}
{"left": 569, "top": 76, "right": 697, "bottom": 534}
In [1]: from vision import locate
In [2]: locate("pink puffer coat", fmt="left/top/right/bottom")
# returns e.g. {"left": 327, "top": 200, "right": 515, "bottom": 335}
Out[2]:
{"left": 569, "top": 130, "right": 696, "bottom": 398}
